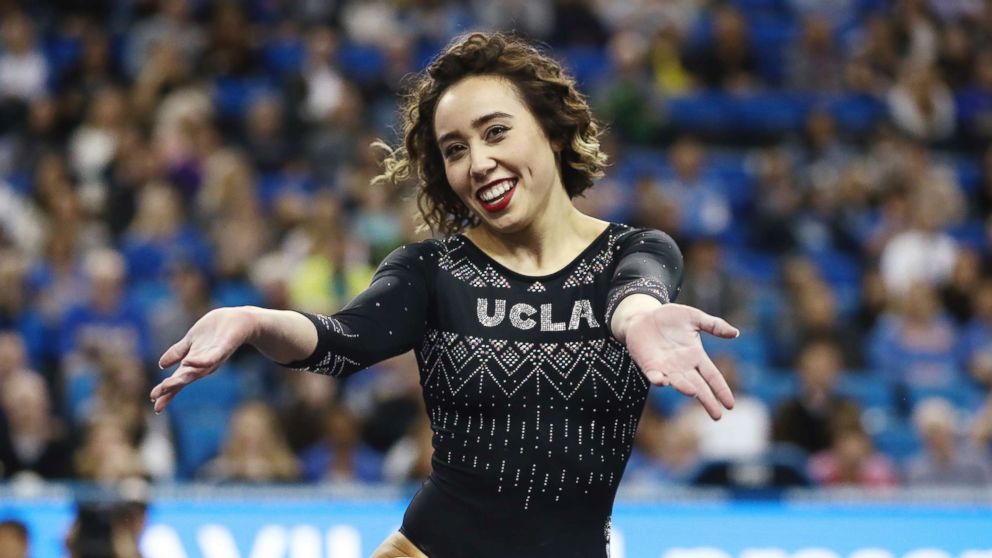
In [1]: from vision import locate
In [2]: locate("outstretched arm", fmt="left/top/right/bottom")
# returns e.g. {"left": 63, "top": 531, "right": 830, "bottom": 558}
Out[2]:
{"left": 151, "top": 307, "right": 319, "bottom": 414}
{"left": 150, "top": 242, "right": 436, "bottom": 413}
{"left": 606, "top": 229, "right": 738, "bottom": 420}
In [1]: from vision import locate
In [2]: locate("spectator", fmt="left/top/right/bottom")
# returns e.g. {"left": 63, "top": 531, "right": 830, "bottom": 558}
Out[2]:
{"left": 956, "top": 48, "right": 992, "bottom": 146}
{"left": 68, "top": 85, "right": 129, "bottom": 193}
{"left": 75, "top": 350, "right": 176, "bottom": 481}
{"left": 684, "top": 5, "right": 759, "bottom": 91}
{"left": 279, "top": 372, "right": 338, "bottom": 454}
{"left": 891, "top": 0, "right": 941, "bottom": 64}
{"left": 0, "top": 12, "right": 49, "bottom": 104}
{"left": 550, "top": 0, "right": 610, "bottom": 48}
{"left": 294, "top": 27, "right": 347, "bottom": 126}
{"left": 59, "top": 249, "right": 150, "bottom": 368}
{"left": 940, "top": 248, "right": 982, "bottom": 324}
{"left": 681, "top": 354, "right": 770, "bottom": 461}
{"left": 242, "top": 96, "right": 294, "bottom": 175}
{"left": 808, "top": 426, "right": 898, "bottom": 487}
{"left": 124, "top": 0, "right": 204, "bottom": 79}
{"left": 200, "top": 401, "right": 299, "bottom": 483}
{"left": 0, "top": 371, "right": 73, "bottom": 480}
{"left": 0, "top": 252, "right": 47, "bottom": 367}
{"left": 676, "top": 239, "right": 747, "bottom": 328}
{"left": 962, "top": 279, "right": 992, "bottom": 387}
{"left": 384, "top": 414, "right": 434, "bottom": 483}
{"left": 869, "top": 281, "right": 961, "bottom": 389}
{"left": 150, "top": 260, "right": 215, "bottom": 360}
{"left": 594, "top": 29, "right": 662, "bottom": 145}
{"left": 626, "top": 402, "right": 700, "bottom": 483}
{"left": 121, "top": 181, "right": 211, "bottom": 287}
{"left": 880, "top": 197, "right": 959, "bottom": 297}
{"left": 203, "top": 0, "right": 259, "bottom": 77}
{"left": 786, "top": 17, "right": 844, "bottom": 93}
{"left": 74, "top": 412, "right": 147, "bottom": 482}
{"left": 0, "top": 520, "right": 28, "bottom": 558}
{"left": 658, "top": 136, "right": 731, "bottom": 241}
{"left": 59, "top": 25, "right": 125, "bottom": 126}
{"left": 906, "top": 397, "right": 992, "bottom": 485}
{"left": 887, "top": 61, "right": 956, "bottom": 142}
{"left": 772, "top": 339, "right": 861, "bottom": 454}
{"left": 936, "top": 21, "right": 976, "bottom": 90}
{"left": 300, "top": 404, "right": 384, "bottom": 483}
{"left": 750, "top": 146, "right": 802, "bottom": 253}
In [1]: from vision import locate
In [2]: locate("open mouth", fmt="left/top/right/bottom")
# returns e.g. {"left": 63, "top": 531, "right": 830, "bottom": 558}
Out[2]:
{"left": 476, "top": 178, "right": 517, "bottom": 213}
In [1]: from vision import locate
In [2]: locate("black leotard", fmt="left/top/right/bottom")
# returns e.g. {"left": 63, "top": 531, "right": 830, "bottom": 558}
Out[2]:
{"left": 287, "top": 222, "right": 682, "bottom": 558}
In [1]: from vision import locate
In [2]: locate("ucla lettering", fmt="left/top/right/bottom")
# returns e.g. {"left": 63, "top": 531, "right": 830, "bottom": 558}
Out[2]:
{"left": 476, "top": 298, "right": 600, "bottom": 331}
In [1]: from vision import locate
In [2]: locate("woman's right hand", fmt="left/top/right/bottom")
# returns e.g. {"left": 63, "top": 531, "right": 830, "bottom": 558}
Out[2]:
{"left": 150, "top": 307, "right": 257, "bottom": 414}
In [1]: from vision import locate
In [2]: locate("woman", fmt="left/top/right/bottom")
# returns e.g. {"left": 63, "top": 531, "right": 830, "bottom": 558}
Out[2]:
{"left": 151, "top": 32, "right": 738, "bottom": 558}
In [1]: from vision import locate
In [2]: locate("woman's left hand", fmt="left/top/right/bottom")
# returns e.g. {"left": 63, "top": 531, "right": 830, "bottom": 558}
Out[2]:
{"left": 621, "top": 303, "right": 739, "bottom": 420}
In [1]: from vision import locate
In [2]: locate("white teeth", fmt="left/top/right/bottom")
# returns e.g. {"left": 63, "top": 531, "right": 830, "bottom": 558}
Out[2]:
{"left": 479, "top": 179, "right": 515, "bottom": 202}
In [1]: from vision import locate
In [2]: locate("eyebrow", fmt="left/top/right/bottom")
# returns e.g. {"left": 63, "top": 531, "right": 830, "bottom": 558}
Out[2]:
{"left": 437, "top": 111, "right": 514, "bottom": 146}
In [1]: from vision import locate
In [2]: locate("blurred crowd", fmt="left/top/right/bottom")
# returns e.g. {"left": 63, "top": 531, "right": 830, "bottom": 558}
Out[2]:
{"left": 1, "top": 0, "right": 992, "bottom": 490}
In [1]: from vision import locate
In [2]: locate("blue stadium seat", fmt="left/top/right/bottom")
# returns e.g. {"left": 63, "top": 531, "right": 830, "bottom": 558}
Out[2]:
{"left": 337, "top": 42, "right": 386, "bottom": 84}
{"left": 727, "top": 93, "right": 810, "bottom": 135}
{"left": 704, "top": 334, "right": 770, "bottom": 367}
{"left": 723, "top": 248, "right": 780, "bottom": 284}
{"left": 741, "top": 368, "right": 797, "bottom": 407}
{"left": 709, "top": 151, "right": 754, "bottom": 213}
{"left": 172, "top": 407, "right": 232, "bottom": 479}
{"left": 829, "top": 94, "right": 886, "bottom": 136}
{"left": 948, "top": 221, "right": 986, "bottom": 250}
{"left": 836, "top": 372, "right": 893, "bottom": 411}
{"left": 163, "top": 364, "right": 245, "bottom": 411}
{"left": 666, "top": 94, "right": 732, "bottom": 135}
{"left": 261, "top": 37, "right": 305, "bottom": 76}
{"left": 808, "top": 249, "right": 862, "bottom": 287}
{"left": 560, "top": 46, "right": 610, "bottom": 88}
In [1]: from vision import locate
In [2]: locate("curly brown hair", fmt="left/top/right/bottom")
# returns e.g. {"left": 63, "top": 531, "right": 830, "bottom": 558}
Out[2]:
{"left": 374, "top": 32, "right": 608, "bottom": 236}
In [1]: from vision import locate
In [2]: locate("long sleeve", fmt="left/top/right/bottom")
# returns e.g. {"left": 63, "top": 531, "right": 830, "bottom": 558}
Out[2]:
{"left": 283, "top": 241, "right": 437, "bottom": 377}
{"left": 604, "top": 228, "right": 684, "bottom": 327}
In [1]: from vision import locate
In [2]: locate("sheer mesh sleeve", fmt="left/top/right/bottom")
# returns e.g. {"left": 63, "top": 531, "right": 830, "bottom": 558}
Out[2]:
{"left": 604, "top": 228, "right": 684, "bottom": 328}
{"left": 282, "top": 241, "right": 437, "bottom": 377}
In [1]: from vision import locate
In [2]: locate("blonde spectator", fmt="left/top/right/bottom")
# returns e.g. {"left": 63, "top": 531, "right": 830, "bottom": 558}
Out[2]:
{"left": 0, "top": 371, "right": 72, "bottom": 480}
{"left": 75, "top": 412, "right": 147, "bottom": 482}
{"left": 200, "top": 401, "right": 300, "bottom": 483}
{"left": 907, "top": 397, "right": 992, "bottom": 485}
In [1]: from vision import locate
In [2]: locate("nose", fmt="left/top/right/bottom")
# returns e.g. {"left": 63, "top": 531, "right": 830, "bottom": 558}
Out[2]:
{"left": 469, "top": 144, "right": 497, "bottom": 182}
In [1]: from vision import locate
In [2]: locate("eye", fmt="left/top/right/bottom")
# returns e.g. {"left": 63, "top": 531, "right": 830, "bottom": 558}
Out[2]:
{"left": 443, "top": 143, "right": 465, "bottom": 159}
{"left": 485, "top": 125, "right": 509, "bottom": 141}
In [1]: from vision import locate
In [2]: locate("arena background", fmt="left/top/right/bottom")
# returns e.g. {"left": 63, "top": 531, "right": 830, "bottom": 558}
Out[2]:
{"left": 0, "top": 0, "right": 991, "bottom": 556}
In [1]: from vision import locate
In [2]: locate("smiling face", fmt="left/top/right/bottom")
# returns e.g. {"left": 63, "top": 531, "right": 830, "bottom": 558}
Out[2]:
{"left": 434, "top": 75, "right": 566, "bottom": 234}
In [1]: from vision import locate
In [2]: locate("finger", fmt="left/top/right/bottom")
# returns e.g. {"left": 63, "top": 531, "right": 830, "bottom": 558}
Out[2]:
{"left": 690, "top": 308, "right": 740, "bottom": 339}
{"left": 668, "top": 370, "right": 721, "bottom": 419}
{"left": 643, "top": 368, "right": 670, "bottom": 387}
{"left": 181, "top": 346, "right": 229, "bottom": 369}
{"left": 159, "top": 337, "right": 192, "bottom": 369}
{"left": 153, "top": 391, "right": 177, "bottom": 414}
{"left": 697, "top": 352, "right": 735, "bottom": 410}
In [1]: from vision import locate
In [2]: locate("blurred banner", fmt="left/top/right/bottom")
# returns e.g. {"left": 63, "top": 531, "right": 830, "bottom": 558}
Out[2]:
{"left": 3, "top": 495, "right": 990, "bottom": 558}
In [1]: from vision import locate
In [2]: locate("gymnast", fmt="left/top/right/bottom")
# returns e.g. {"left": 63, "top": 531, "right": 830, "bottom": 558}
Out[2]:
{"left": 151, "top": 31, "right": 739, "bottom": 558}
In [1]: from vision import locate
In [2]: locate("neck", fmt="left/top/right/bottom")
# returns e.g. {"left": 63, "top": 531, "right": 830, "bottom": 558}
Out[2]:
{"left": 468, "top": 191, "right": 602, "bottom": 272}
